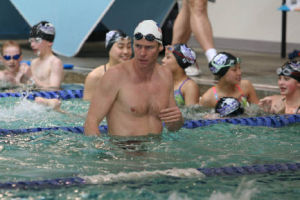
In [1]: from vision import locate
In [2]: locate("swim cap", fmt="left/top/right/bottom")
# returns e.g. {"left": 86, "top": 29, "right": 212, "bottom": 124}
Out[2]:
{"left": 105, "top": 30, "right": 129, "bottom": 53}
{"left": 133, "top": 20, "right": 162, "bottom": 44}
{"left": 30, "top": 21, "right": 55, "bottom": 42}
{"left": 168, "top": 44, "right": 196, "bottom": 69}
{"left": 209, "top": 52, "right": 240, "bottom": 78}
{"left": 215, "top": 97, "right": 244, "bottom": 117}
{"left": 276, "top": 60, "right": 300, "bottom": 82}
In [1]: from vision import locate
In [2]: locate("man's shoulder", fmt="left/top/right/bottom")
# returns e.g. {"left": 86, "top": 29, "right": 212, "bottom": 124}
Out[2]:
{"left": 157, "top": 63, "right": 172, "bottom": 77}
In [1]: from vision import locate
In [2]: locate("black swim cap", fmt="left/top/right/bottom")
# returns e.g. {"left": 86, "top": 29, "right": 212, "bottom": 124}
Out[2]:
{"left": 209, "top": 52, "right": 240, "bottom": 78}
{"left": 277, "top": 60, "right": 300, "bottom": 82}
{"left": 30, "top": 21, "right": 55, "bottom": 42}
{"left": 215, "top": 97, "right": 244, "bottom": 117}
{"left": 105, "top": 30, "right": 129, "bottom": 53}
{"left": 167, "top": 44, "right": 196, "bottom": 69}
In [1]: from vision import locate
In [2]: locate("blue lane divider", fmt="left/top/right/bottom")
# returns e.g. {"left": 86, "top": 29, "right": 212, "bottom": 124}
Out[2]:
{"left": 183, "top": 114, "right": 300, "bottom": 129}
{"left": 0, "top": 114, "right": 299, "bottom": 136}
{"left": 0, "top": 125, "right": 108, "bottom": 136}
{"left": 21, "top": 60, "right": 74, "bottom": 70}
{"left": 0, "top": 177, "right": 85, "bottom": 190}
{"left": 0, "top": 89, "right": 84, "bottom": 100}
{"left": 0, "top": 162, "right": 299, "bottom": 190}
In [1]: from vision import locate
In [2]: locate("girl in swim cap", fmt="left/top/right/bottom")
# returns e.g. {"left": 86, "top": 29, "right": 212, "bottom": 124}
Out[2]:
{"left": 200, "top": 52, "right": 259, "bottom": 108}
{"left": 259, "top": 60, "right": 300, "bottom": 114}
{"left": 161, "top": 44, "right": 200, "bottom": 106}
{"left": 83, "top": 30, "right": 132, "bottom": 100}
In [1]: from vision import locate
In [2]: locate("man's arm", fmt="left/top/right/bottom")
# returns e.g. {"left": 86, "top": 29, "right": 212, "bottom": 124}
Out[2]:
{"left": 84, "top": 69, "right": 120, "bottom": 136}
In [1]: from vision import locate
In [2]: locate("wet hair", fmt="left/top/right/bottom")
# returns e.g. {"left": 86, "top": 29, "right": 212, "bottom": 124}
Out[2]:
{"left": 105, "top": 30, "right": 129, "bottom": 53}
{"left": 1, "top": 40, "right": 22, "bottom": 55}
{"left": 30, "top": 21, "right": 55, "bottom": 42}
{"left": 215, "top": 97, "right": 244, "bottom": 117}
{"left": 209, "top": 52, "right": 240, "bottom": 79}
{"left": 171, "top": 44, "right": 196, "bottom": 69}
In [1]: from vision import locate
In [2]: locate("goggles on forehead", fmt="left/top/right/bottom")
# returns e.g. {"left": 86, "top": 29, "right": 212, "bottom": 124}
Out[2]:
{"left": 28, "top": 37, "right": 43, "bottom": 43}
{"left": 166, "top": 46, "right": 195, "bottom": 63}
{"left": 134, "top": 32, "right": 162, "bottom": 43}
{"left": 3, "top": 54, "right": 21, "bottom": 61}
{"left": 209, "top": 53, "right": 241, "bottom": 75}
{"left": 277, "top": 61, "right": 300, "bottom": 76}
{"left": 277, "top": 67, "right": 293, "bottom": 76}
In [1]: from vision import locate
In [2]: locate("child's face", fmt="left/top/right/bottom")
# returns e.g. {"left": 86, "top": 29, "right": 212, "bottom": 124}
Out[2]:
{"left": 29, "top": 37, "right": 51, "bottom": 56}
{"left": 1, "top": 46, "right": 22, "bottom": 73}
{"left": 223, "top": 64, "right": 242, "bottom": 84}
{"left": 278, "top": 75, "right": 300, "bottom": 96}
{"left": 109, "top": 38, "right": 132, "bottom": 64}
{"left": 161, "top": 48, "right": 179, "bottom": 72}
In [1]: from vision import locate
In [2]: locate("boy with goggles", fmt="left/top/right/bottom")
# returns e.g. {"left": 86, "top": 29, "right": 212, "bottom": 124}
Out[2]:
{"left": 28, "top": 21, "right": 64, "bottom": 90}
{"left": 0, "top": 40, "right": 31, "bottom": 86}
{"left": 200, "top": 52, "right": 259, "bottom": 108}
{"left": 85, "top": 20, "right": 183, "bottom": 137}
{"left": 259, "top": 60, "right": 300, "bottom": 114}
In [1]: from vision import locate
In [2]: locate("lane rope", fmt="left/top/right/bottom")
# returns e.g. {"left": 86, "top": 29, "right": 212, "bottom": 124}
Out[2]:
{"left": 0, "top": 162, "right": 299, "bottom": 190}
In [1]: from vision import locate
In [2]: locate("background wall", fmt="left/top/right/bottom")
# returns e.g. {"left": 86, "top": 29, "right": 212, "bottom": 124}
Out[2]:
{"left": 205, "top": 0, "right": 300, "bottom": 53}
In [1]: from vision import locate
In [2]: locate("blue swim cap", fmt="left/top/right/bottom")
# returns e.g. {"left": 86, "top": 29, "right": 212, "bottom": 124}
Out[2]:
{"left": 30, "top": 21, "right": 55, "bottom": 42}
{"left": 209, "top": 52, "right": 240, "bottom": 78}
{"left": 105, "top": 30, "right": 129, "bottom": 53}
{"left": 215, "top": 97, "right": 244, "bottom": 117}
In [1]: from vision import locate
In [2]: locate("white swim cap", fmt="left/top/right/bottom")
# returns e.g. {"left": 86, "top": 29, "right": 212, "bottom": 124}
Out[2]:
{"left": 133, "top": 20, "right": 162, "bottom": 44}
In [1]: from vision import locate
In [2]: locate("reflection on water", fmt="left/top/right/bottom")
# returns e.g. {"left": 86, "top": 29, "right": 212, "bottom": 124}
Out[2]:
{"left": 0, "top": 90, "right": 299, "bottom": 199}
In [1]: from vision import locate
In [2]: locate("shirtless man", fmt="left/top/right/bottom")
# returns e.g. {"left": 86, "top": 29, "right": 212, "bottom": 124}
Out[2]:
{"left": 29, "top": 21, "right": 64, "bottom": 90}
{"left": 84, "top": 20, "right": 183, "bottom": 136}
{"left": 0, "top": 40, "right": 30, "bottom": 86}
{"left": 83, "top": 30, "right": 132, "bottom": 100}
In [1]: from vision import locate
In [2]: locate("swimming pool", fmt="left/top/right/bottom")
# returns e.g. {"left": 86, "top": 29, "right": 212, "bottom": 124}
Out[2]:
{"left": 0, "top": 94, "right": 299, "bottom": 199}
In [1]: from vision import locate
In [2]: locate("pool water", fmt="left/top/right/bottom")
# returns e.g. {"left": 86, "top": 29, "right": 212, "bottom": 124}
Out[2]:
{"left": 0, "top": 97, "right": 299, "bottom": 199}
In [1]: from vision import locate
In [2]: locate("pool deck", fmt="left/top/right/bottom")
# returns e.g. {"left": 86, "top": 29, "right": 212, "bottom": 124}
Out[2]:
{"left": 3, "top": 39, "right": 291, "bottom": 96}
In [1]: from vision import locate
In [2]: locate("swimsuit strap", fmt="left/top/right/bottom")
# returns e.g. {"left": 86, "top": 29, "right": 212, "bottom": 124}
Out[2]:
{"left": 212, "top": 86, "right": 218, "bottom": 100}
{"left": 104, "top": 64, "right": 107, "bottom": 72}
{"left": 235, "top": 84, "right": 250, "bottom": 107}
{"left": 177, "top": 78, "right": 191, "bottom": 95}
{"left": 235, "top": 84, "right": 245, "bottom": 98}
{"left": 173, "top": 78, "right": 190, "bottom": 106}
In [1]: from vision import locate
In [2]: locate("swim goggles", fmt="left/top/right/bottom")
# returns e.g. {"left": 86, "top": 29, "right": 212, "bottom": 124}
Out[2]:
{"left": 134, "top": 32, "right": 162, "bottom": 43}
{"left": 209, "top": 53, "right": 240, "bottom": 74}
{"left": 3, "top": 54, "right": 21, "bottom": 61}
{"left": 277, "top": 61, "right": 300, "bottom": 76}
{"left": 167, "top": 45, "right": 196, "bottom": 64}
{"left": 28, "top": 37, "right": 43, "bottom": 43}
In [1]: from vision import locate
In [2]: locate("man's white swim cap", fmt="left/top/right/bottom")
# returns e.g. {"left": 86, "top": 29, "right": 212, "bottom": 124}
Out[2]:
{"left": 133, "top": 20, "right": 162, "bottom": 44}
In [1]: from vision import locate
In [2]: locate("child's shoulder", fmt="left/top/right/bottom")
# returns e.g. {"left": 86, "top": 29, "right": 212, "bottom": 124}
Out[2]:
{"left": 241, "top": 79, "right": 253, "bottom": 86}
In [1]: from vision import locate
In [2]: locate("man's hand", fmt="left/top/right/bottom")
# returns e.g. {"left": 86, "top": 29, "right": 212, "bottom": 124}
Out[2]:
{"left": 159, "top": 106, "right": 183, "bottom": 131}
